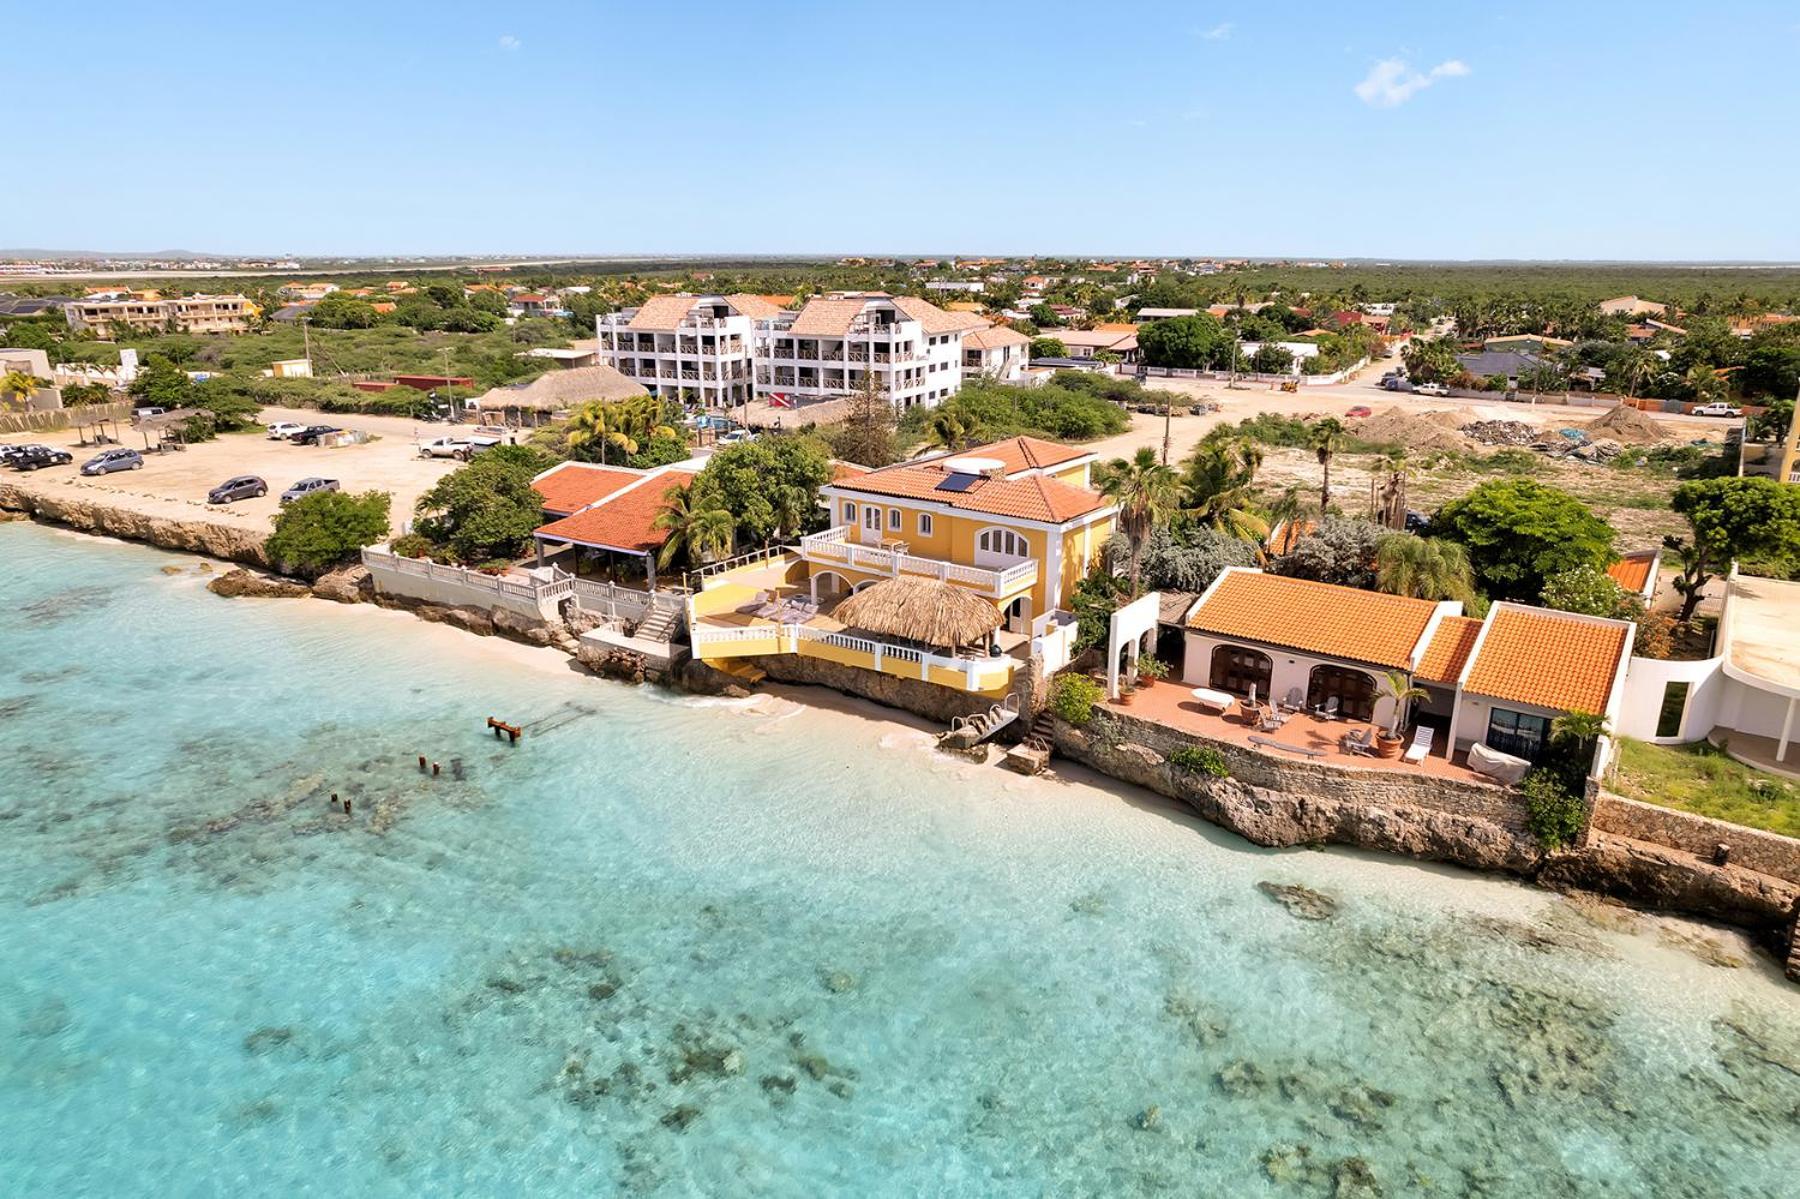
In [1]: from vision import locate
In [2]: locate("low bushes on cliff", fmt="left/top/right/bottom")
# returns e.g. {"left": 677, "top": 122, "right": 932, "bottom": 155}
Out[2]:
{"left": 1168, "top": 744, "right": 1229, "bottom": 778}
{"left": 265, "top": 490, "right": 392, "bottom": 577}
{"left": 1520, "top": 772, "right": 1586, "bottom": 851}
{"left": 1050, "top": 673, "right": 1106, "bottom": 725}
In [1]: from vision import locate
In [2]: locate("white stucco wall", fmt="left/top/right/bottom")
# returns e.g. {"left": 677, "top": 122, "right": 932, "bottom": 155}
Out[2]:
{"left": 1181, "top": 631, "right": 1401, "bottom": 728}
{"left": 1617, "top": 654, "right": 1728, "bottom": 743}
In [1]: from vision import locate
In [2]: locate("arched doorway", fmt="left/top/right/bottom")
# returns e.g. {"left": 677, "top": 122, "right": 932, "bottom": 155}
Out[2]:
{"left": 811, "top": 571, "right": 850, "bottom": 602}
{"left": 1307, "top": 665, "right": 1376, "bottom": 721}
{"left": 1210, "top": 644, "right": 1273, "bottom": 699}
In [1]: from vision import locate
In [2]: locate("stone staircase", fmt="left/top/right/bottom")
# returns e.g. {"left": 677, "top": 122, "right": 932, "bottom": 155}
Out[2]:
{"left": 1787, "top": 912, "right": 1800, "bottom": 984}
{"left": 635, "top": 605, "right": 680, "bottom": 644}
{"left": 1003, "top": 713, "right": 1056, "bottom": 775}
{"left": 940, "top": 697, "right": 1021, "bottom": 751}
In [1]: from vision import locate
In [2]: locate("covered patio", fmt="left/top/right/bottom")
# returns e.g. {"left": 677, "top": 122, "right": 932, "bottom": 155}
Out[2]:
{"left": 1114, "top": 677, "right": 1489, "bottom": 784}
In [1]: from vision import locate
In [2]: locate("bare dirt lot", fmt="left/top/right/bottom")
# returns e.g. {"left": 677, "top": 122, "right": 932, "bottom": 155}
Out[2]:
{"left": 0, "top": 406, "right": 463, "bottom": 537}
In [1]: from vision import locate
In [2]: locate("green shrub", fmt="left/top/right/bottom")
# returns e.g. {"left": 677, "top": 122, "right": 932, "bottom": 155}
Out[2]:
{"left": 1168, "top": 744, "right": 1229, "bottom": 777}
{"left": 265, "top": 490, "right": 392, "bottom": 577}
{"left": 389, "top": 532, "right": 434, "bottom": 559}
{"left": 1520, "top": 770, "right": 1587, "bottom": 851}
{"left": 1135, "top": 654, "right": 1169, "bottom": 681}
{"left": 1050, "top": 673, "right": 1106, "bottom": 725}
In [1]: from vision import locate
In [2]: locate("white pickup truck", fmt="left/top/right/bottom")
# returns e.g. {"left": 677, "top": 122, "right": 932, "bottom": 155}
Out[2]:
{"left": 419, "top": 431, "right": 504, "bottom": 460}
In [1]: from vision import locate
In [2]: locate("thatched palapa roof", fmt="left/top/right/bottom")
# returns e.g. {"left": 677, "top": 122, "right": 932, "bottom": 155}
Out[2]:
{"left": 471, "top": 365, "right": 646, "bottom": 411}
{"left": 830, "top": 577, "right": 1003, "bottom": 648}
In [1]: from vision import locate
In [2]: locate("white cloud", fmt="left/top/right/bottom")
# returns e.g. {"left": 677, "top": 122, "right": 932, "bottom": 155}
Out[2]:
{"left": 1198, "top": 22, "right": 1232, "bottom": 41}
{"left": 498, "top": 34, "right": 521, "bottom": 51}
{"left": 1353, "top": 57, "right": 1469, "bottom": 107}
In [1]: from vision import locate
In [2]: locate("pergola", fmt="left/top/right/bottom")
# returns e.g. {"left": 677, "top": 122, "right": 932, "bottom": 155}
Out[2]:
{"left": 532, "top": 529, "right": 664, "bottom": 590}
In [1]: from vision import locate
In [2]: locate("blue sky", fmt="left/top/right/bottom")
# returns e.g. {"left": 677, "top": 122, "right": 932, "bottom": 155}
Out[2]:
{"left": 11, "top": 1, "right": 1800, "bottom": 260}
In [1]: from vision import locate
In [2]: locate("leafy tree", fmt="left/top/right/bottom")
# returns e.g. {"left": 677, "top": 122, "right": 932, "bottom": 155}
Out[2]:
{"left": 1683, "top": 363, "right": 1727, "bottom": 404}
{"left": 308, "top": 295, "right": 380, "bottom": 329}
{"left": 567, "top": 396, "right": 676, "bottom": 465}
{"left": 0, "top": 369, "right": 47, "bottom": 405}
{"left": 1125, "top": 525, "right": 1257, "bottom": 593}
{"left": 1137, "top": 313, "right": 1232, "bottom": 370}
{"left": 1748, "top": 395, "right": 1792, "bottom": 443}
{"left": 128, "top": 353, "right": 195, "bottom": 409}
{"left": 265, "top": 490, "right": 392, "bottom": 577}
{"left": 627, "top": 429, "right": 691, "bottom": 469}
{"left": 1069, "top": 567, "right": 1127, "bottom": 652}
{"left": 1276, "top": 518, "right": 1389, "bottom": 589}
{"left": 1375, "top": 534, "right": 1475, "bottom": 603}
{"left": 1667, "top": 476, "right": 1800, "bottom": 620}
{"left": 1540, "top": 565, "right": 1638, "bottom": 620}
{"left": 922, "top": 405, "right": 981, "bottom": 452}
{"left": 1306, "top": 417, "right": 1345, "bottom": 514}
{"left": 1401, "top": 336, "right": 1461, "bottom": 383}
{"left": 1180, "top": 436, "right": 1267, "bottom": 542}
{"left": 60, "top": 382, "right": 113, "bottom": 406}
{"left": 1248, "top": 344, "right": 1294, "bottom": 374}
{"left": 689, "top": 436, "right": 833, "bottom": 546}
{"left": 1096, "top": 446, "right": 1179, "bottom": 597}
{"left": 1029, "top": 303, "right": 1063, "bottom": 327}
{"left": 828, "top": 373, "right": 899, "bottom": 467}
{"left": 1030, "top": 336, "right": 1067, "bottom": 359}
{"left": 1433, "top": 479, "right": 1616, "bottom": 601}
{"left": 412, "top": 445, "right": 556, "bottom": 564}
{"left": 653, "top": 481, "right": 735, "bottom": 569}
{"left": 469, "top": 289, "right": 510, "bottom": 316}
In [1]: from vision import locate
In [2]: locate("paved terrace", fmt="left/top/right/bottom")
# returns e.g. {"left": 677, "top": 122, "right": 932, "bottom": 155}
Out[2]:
{"left": 1115, "top": 678, "right": 1487, "bottom": 785}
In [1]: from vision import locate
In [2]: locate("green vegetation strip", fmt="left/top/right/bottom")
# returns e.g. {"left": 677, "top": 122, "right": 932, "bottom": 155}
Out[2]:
{"left": 1612, "top": 738, "right": 1800, "bottom": 838}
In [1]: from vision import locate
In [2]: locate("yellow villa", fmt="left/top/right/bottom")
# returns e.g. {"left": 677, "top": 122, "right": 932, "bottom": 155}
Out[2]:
{"left": 687, "top": 437, "right": 1118, "bottom": 695}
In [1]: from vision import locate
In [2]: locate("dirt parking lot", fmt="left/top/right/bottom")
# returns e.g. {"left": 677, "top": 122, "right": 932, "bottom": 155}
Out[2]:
{"left": 1, "top": 406, "right": 467, "bottom": 536}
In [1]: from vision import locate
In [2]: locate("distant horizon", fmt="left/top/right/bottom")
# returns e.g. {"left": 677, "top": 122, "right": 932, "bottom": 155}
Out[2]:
{"left": 9, "top": 2, "right": 1800, "bottom": 261}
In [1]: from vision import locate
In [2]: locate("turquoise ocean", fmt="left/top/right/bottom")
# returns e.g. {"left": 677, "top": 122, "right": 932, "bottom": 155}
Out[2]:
{"left": 3, "top": 521, "right": 1798, "bottom": 1196}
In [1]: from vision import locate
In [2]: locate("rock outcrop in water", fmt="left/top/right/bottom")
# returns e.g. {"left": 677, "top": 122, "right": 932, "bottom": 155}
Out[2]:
{"left": 208, "top": 569, "right": 311, "bottom": 599}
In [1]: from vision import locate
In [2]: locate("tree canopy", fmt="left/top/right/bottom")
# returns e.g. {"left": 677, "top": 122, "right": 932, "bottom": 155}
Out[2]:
{"left": 1137, "top": 314, "right": 1232, "bottom": 370}
{"left": 1432, "top": 479, "right": 1616, "bottom": 601}
{"left": 411, "top": 445, "right": 558, "bottom": 565}
{"left": 689, "top": 436, "right": 834, "bottom": 547}
{"left": 1667, "top": 476, "right": 1800, "bottom": 620}
{"left": 265, "top": 490, "right": 392, "bottom": 577}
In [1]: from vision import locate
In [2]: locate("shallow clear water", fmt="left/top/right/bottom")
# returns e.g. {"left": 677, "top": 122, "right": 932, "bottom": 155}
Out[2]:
{"left": 3, "top": 522, "right": 1799, "bottom": 1197}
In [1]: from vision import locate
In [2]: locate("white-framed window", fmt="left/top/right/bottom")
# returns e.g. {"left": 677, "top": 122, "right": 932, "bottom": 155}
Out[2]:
{"left": 918, "top": 513, "right": 934, "bottom": 537}
{"left": 977, "top": 527, "right": 1029, "bottom": 558}
{"left": 862, "top": 505, "right": 881, "bottom": 531}
{"left": 888, "top": 508, "right": 902, "bottom": 530}
{"left": 841, "top": 501, "right": 855, "bottom": 523}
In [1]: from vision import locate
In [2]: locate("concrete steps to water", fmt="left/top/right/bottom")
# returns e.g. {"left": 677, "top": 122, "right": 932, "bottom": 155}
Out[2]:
{"left": 1004, "top": 713, "right": 1056, "bottom": 775}
{"left": 636, "top": 607, "right": 679, "bottom": 644}
{"left": 716, "top": 659, "right": 767, "bottom": 685}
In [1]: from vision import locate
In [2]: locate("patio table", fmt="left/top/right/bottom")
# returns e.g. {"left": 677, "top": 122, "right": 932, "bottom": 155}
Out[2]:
{"left": 1187, "top": 687, "right": 1236, "bottom": 714}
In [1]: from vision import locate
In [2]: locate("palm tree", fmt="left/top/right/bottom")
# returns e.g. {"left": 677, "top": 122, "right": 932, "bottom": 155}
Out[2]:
{"left": 1684, "top": 364, "right": 1726, "bottom": 406}
{"left": 1181, "top": 437, "right": 1268, "bottom": 543}
{"left": 1373, "top": 448, "right": 1409, "bottom": 528}
{"left": 1098, "top": 447, "right": 1179, "bottom": 597}
{"left": 1378, "top": 669, "right": 1430, "bottom": 737}
{"left": 924, "top": 407, "right": 978, "bottom": 452}
{"left": 1374, "top": 534, "right": 1474, "bottom": 603}
{"left": 654, "top": 483, "right": 735, "bottom": 569}
{"left": 1306, "top": 417, "right": 1345, "bottom": 515}
{"left": 566, "top": 401, "right": 633, "bottom": 465}
{"left": 0, "top": 370, "right": 46, "bottom": 408}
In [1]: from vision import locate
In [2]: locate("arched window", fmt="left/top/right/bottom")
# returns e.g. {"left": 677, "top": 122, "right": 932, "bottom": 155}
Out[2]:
{"left": 976, "top": 528, "right": 1029, "bottom": 558}
{"left": 1307, "top": 665, "right": 1377, "bottom": 722}
{"left": 1210, "top": 645, "right": 1273, "bottom": 699}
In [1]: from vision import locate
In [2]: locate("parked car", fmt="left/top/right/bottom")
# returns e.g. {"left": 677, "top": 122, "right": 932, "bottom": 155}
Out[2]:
{"left": 133, "top": 406, "right": 166, "bottom": 420}
{"left": 266, "top": 421, "right": 307, "bottom": 440}
{"left": 80, "top": 448, "right": 144, "bottom": 476}
{"left": 289, "top": 425, "right": 342, "bottom": 445}
{"left": 1345, "top": 405, "right": 1372, "bottom": 418}
{"left": 0, "top": 443, "right": 35, "bottom": 466}
{"left": 208, "top": 475, "right": 268, "bottom": 504}
{"left": 1404, "top": 510, "right": 1431, "bottom": 534}
{"left": 10, "top": 445, "right": 73, "bottom": 471}
{"left": 1380, "top": 376, "right": 1412, "bottom": 392}
{"left": 1413, "top": 381, "right": 1450, "bottom": 397}
{"left": 1692, "top": 402, "right": 1743, "bottom": 418}
{"left": 716, "top": 429, "right": 758, "bottom": 447}
{"left": 419, "top": 433, "right": 501, "bottom": 459}
{"left": 279, "top": 477, "right": 340, "bottom": 504}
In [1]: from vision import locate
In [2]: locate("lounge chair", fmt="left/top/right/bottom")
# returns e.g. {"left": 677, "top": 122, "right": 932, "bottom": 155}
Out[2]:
{"left": 1402, "top": 724, "right": 1434, "bottom": 764}
{"left": 1279, "top": 687, "right": 1305, "bottom": 712}
{"left": 1341, "top": 727, "right": 1375, "bottom": 755}
{"left": 1314, "top": 696, "right": 1341, "bottom": 720}
{"left": 734, "top": 589, "right": 770, "bottom": 616}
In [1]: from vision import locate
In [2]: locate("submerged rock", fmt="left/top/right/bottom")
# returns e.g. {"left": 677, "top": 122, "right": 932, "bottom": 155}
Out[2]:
{"left": 1164, "top": 993, "right": 1230, "bottom": 1046}
{"left": 820, "top": 969, "right": 858, "bottom": 995}
{"left": 1332, "top": 1155, "right": 1383, "bottom": 1198}
{"left": 659, "top": 1104, "right": 702, "bottom": 1132}
{"left": 1217, "top": 1059, "right": 1270, "bottom": 1098}
{"left": 208, "top": 569, "right": 310, "bottom": 599}
{"left": 1133, "top": 1104, "right": 1163, "bottom": 1131}
{"left": 243, "top": 1027, "right": 295, "bottom": 1055}
{"left": 1257, "top": 881, "right": 1339, "bottom": 921}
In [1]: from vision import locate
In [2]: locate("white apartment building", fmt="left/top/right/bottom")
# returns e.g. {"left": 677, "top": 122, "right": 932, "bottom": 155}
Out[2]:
{"left": 962, "top": 325, "right": 1031, "bottom": 381}
{"left": 756, "top": 294, "right": 983, "bottom": 411}
{"left": 64, "top": 294, "right": 258, "bottom": 338}
{"left": 596, "top": 293, "right": 781, "bottom": 410}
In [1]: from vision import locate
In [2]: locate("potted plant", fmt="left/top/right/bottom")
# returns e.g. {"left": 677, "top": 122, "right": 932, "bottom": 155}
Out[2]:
{"left": 1376, "top": 670, "right": 1429, "bottom": 759}
{"left": 1117, "top": 678, "right": 1138, "bottom": 706}
{"left": 1135, "top": 654, "right": 1169, "bottom": 689}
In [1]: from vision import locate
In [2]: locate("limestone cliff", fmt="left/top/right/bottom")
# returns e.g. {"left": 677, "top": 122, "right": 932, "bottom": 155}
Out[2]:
{"left": 0, "top": 482, "right": 271, "bottom": 567}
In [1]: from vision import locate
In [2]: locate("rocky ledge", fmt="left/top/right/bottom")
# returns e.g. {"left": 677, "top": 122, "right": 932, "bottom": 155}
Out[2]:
{"left": 208, "top": 568, "right": 312, "bottom": 599}
{"left": 0, "top": 481, "right": 272, "bottom": 567}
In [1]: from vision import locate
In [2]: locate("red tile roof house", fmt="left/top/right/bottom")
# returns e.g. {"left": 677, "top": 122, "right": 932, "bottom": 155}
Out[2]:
{"left": 528, "top": 462, "right": 698, "bottom": 587}
{"left": 1177, "top": 568, "right": 1634, "bottom": 779}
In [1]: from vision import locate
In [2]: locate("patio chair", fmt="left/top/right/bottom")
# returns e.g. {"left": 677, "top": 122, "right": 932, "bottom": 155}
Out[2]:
{"left": 734, "top": 590, "right": 770, "bottom": 616}
{"left": 1258, "top": 709, "right": 1287, "bottom": 733}
{"left": 1341, "top": 726, "right": 1375, "bottom": 755}
{"left": 1402, "top": 724, "right": 1434, "bottom": 765}
{"left": 1314, "top": 696, "right": 1340, "bottom": 720}
{"left": 1279, "top": 687, "right": 1304, "bottom": 712}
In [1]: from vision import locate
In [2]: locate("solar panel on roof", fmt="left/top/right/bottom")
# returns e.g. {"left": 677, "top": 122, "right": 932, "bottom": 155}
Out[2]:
{"left": 935, "top": 472, "right": 980, "bottom": 492}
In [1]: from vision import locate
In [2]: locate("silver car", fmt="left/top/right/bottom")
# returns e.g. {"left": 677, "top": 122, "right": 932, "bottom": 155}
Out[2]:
{"left": 81, "top": 448, "right": 144, "bottom": 475}
{"left": 279, "top": 477, "right": 340, "bottom": 505}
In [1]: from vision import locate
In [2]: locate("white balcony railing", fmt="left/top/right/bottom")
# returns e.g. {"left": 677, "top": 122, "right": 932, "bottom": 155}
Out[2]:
{"left": 689, "top": 621, "right": 1015, "bottom": 691}
{"left": 798, "top": 527, "right": 1037, "bottom": 597}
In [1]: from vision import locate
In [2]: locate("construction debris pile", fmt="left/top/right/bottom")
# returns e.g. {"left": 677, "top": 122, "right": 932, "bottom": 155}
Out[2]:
{"left": 1459, "top": 419, "right": 1625, "bottom": 462}
{"left": 1460, "top": 420, "right": 1539, "bottom": 447}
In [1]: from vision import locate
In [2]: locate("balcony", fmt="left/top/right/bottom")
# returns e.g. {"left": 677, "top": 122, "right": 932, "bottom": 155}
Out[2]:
{"left": 798, "top": 527, "right": 1037, "bottom": 598}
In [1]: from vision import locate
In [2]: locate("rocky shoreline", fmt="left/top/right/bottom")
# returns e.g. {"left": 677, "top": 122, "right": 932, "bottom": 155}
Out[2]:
{"left": 8, "top": 499, "right": 1798, "bottom": 970}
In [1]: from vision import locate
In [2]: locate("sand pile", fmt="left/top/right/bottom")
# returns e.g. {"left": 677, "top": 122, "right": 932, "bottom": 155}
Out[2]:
{"left": 1350, "top": 406, "right": 1469, "bottom": 452}
{"left": 1583, "top": 404, "right": 1668, "bottom": 445}
{"left": 1421, "top": 406, "right": 1482, "bottom": 431}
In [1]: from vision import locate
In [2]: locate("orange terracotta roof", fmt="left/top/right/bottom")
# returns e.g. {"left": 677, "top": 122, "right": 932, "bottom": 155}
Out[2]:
{"left": 1462, "top": 606, "right": 1629, "bottom": 714}
{"left": 627, "top": 295, "right": 700, "bottom": 330}
{"left": 831, "top": 460, "right": 1106, "bottom": 524}
{"left": 1416, "top": 616, "right": 1484, "bottom": 685}
{"left": 1605, "top": 552, "right": 1655, "bottom": 596}
{"left": 534, "top": 470, "right": 697, "bottom": 554}
{"left": 531, "top": 463, "right": 647, "bottom": 516}
{"left": 830, "top": 461, "right": 870, "bottom": 482}
{"left": 1186, "top": 571, "right": 1441, "bottom": 669}
{"left": 975, "top": 435, "right": 1091, "bottom": 474}
{"left": 1266, "top": 518, "right": 1317, "bottom": 557}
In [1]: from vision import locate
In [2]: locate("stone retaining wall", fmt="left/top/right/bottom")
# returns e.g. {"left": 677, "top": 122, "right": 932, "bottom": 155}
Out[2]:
{"left": 1592, "top": 792, "right": 1800, "bottom": 885}
{"left": 743, "top": 651, "right": 1040, "bottom": 727}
